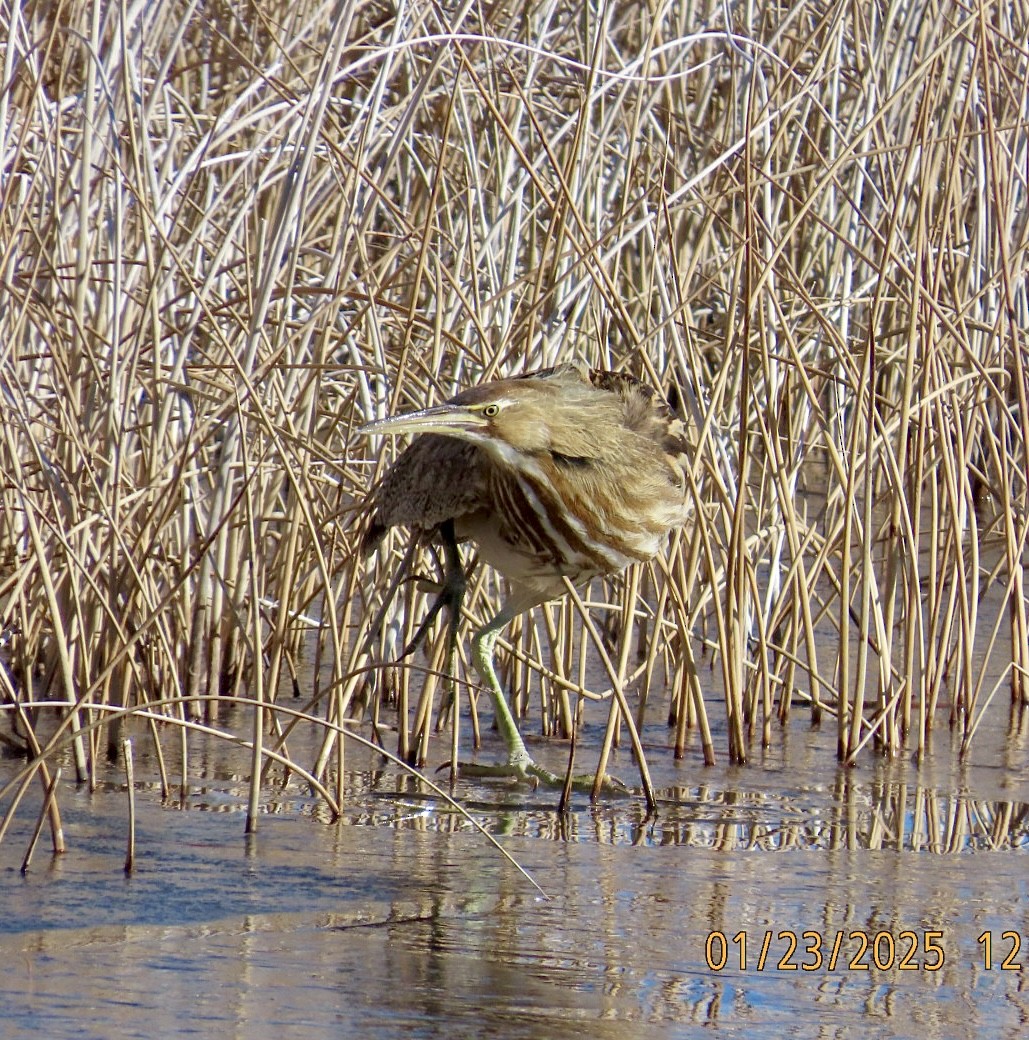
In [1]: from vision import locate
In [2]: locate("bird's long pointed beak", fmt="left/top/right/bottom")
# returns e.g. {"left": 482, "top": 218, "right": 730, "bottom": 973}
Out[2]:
{"left": 358, "top": 403, "right": 487, "bottom": 439}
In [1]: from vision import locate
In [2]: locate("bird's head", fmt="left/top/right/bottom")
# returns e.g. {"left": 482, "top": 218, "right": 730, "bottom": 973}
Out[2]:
{"left": 359, "top": 372, "right": 611, "bottom": 464}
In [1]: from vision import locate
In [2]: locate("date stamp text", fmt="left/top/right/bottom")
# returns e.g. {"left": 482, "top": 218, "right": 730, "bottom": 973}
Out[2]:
{"left": 703, "top": 929, "right": 1024, "bottom": 972}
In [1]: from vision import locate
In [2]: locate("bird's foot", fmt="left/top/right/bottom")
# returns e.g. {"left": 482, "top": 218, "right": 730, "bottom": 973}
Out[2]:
{"left": 454, "top": 754, "right": 629, "bottom": 795}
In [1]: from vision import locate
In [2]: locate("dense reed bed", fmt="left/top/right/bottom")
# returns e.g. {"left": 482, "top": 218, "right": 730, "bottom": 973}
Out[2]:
{"left": 1, "top": 0, "right": 1027, "bottom": 853}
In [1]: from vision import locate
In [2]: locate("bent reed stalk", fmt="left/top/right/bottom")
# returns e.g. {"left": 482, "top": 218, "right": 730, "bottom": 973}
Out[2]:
{"left": 0, "top": 0, "right": 1027, "bottom": 850}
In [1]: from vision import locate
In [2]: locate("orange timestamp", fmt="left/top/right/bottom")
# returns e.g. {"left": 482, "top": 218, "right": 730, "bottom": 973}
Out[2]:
{"left": 704, "top": 929, "right": 1025, "bottom": 972}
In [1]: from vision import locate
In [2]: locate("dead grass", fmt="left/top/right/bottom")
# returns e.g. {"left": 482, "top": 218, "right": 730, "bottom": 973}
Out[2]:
{"left": 1, "top": 0, "right": 1028, "bottom": 851}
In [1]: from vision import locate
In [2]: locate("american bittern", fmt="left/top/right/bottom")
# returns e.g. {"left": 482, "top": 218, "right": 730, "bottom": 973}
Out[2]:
{"left": 359, "top": 362, "right": 690, "bottom": 785}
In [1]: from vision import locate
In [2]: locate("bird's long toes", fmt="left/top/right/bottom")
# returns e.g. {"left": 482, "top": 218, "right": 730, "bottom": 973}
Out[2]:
{"left": 451, "top": 755, "right": 631, "bottom": 797}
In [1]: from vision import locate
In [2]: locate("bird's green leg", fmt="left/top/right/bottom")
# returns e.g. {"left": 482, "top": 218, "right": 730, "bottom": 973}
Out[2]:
{"left": 471, "top": 601, "right": 535, "bottom": 771}
{"left": 462, "top": 593, "right": 627, "bottom": 794}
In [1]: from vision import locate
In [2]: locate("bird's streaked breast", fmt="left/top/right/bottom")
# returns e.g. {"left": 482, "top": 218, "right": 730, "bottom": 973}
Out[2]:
{"left": 463, "top": 450, "right": 681, "bottom": 591}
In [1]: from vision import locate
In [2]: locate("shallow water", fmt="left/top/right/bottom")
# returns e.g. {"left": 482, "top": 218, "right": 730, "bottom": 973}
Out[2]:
{"left": 1, "top": 696, "right": 1027, "bottom": 1040}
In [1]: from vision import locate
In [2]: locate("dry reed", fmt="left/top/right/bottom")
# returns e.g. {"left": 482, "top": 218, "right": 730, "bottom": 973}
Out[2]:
{"left": 1, "top": 0, "right": 1027, "bottom": 853}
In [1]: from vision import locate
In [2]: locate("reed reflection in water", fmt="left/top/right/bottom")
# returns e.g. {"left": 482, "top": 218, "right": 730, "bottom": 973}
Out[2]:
{"left": 1, "top": 711, "right": 1026, "bottom": 1040}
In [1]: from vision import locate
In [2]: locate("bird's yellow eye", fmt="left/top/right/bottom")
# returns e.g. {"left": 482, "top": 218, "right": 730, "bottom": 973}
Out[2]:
{"left": 482, "top": 403, "right": 500, "bottom": 418}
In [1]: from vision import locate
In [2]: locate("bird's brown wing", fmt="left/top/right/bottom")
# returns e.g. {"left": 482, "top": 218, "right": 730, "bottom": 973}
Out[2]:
{"left": 361, "top": 433, "right": 490, "bottom": 551}
{"left": 513, "top": 363, "right": 693, "bottom": 474}
{"left": 587, "top": 368, "right": 693, "bottom": 470}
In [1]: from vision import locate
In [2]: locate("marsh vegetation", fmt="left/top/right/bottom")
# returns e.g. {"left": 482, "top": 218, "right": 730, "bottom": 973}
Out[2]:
{"left": 1, "top": 0, "right": 1028, "bottom": 855}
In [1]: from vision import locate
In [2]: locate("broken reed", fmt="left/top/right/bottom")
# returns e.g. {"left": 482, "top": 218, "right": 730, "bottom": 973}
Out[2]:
{"left": 1, "top": 0, "right": 1028, "bottom": 841}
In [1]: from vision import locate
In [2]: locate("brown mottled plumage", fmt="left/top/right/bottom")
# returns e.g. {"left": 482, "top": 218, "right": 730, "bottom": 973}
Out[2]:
{"left": 359, "top": 362, "right": 691, "bottom": 785}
